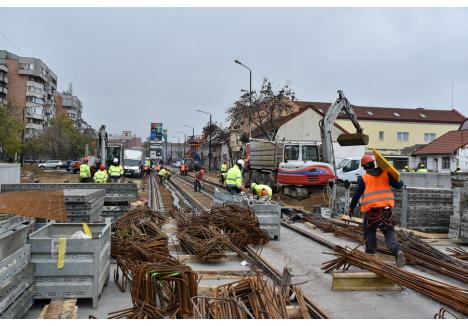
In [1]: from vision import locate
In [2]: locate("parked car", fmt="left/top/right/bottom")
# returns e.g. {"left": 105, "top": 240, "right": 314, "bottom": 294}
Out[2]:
{"left": 38, "top": 160, "right": 63, "bottom": 170}
{"left": 61, "top": 160, "right": 75, "bottom": 171}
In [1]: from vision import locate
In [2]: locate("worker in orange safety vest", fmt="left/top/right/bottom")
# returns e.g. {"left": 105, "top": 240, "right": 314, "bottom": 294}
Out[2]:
{"left": 348, "top": 154, "right": 406, "bottom": 268}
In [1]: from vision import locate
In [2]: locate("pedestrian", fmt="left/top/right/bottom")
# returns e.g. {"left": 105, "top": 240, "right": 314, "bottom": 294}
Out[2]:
{"left": 194, "top": 168, "right": 205, "bottom": 192}
{"left": 348, "top": 154, "right": 406, "bottom": 268}
{"left": 108, "top": 158, "right": 124, "bottom": 183}
{"left": 79, "top": 156, "right": 91, "bottom": 183}
{"left": 225, "top": 159, "right": 244, "bottom": 194}
{"left": 251, "top": 182, "right": 272, "bottom": 200}
{"left": 93, "top": 164, "right": 108, "bottom": 183}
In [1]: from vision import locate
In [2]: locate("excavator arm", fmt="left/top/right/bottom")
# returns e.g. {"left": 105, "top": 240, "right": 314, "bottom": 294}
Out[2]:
{"left": 320, "top": 90, "right": 368, "bottom": 169}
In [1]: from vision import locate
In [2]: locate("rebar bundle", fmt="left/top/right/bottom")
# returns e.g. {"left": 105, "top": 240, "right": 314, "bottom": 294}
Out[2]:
{"left": 192, "top": 276, "right": 290, "bottom": 319}
{"left": 322, "top": 246, "right": 468, "bottom": 315}
{"left": 178, "top": 204, "right": 270, "bottom": 247}
{"left": 305, "top": 216, "right": 468, "bottom": 283}
{"left": 447, "top": 247, "right": 468, "bottom": 261}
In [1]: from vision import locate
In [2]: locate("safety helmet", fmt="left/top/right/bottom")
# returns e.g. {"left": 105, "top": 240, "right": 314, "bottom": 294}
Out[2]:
{"left": 99, "top": 164, "right": 106, "bottom": 171}
{"left": 83, "top": 156, "right": 89, "bottom": 162}
{"left": 404, "top": 166, "right": 409, "bottom": 169}
{"left": 113, "top": 158, "right": 119, "bottom": 163}
{"left": 419, "top": 163, "right": 425, "bottom": 168}
{"left": 237, "top": 159, "right": 245, "bottom": 169}
{"left": 251, "top": 182, "right": 257, "bottom": 189}
{"left": 360, "top": 155, "right": 375, "bottom": 167}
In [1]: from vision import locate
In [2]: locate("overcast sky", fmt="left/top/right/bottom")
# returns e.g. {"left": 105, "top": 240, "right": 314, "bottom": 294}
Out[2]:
{"left": 1, "top": 8, "right": 467, "bottom": 140}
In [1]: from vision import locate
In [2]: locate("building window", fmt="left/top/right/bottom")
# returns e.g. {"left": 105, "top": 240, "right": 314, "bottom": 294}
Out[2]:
{"left": 424, "top": 133, "right": 436, "bottom": 142}
{"left": 442, "top": 157, "right": 451, "bottom": 169}
{"left": 379, "top": 131, "right": 384, "bottom": 141}
{"left": 397, "top": 132, "right": 409, "bottom": 141}
{"left": 420, "top": 156, "right": 427, "bottom": 167}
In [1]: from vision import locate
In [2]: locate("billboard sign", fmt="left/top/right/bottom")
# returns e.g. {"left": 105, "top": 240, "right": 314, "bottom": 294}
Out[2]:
{"left": 122, "top": 130, "right": 132, "bottom": 140}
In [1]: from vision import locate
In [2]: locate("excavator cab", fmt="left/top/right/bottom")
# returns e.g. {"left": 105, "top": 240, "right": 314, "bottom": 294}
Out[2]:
{"left": 337, "top": 133, "right": 369, "bottom": 146}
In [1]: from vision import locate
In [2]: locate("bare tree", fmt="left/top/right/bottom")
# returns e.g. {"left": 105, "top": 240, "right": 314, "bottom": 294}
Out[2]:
{"left": 203, "top": 122, "right": 234, "bottom": 166}
{"left": 228, "top": 78, "right": 296, "bottom": 141}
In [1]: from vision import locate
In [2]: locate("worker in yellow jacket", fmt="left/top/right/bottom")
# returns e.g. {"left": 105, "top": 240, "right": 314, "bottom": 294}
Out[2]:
{"left": 108, "top": 158, "right": 124, "bottom": 183}
{"left": 225, "top": 159, "right": 244, "bottom": 194}
{"left": 93, "top": 164, "right": 108, "bottom": 183}
{"left": 79, "top": 156, "right": 91, "bottom": 183}
{"left": 251, "top": 183, "right": 272, "bottom": 200}
{"left": 219, "top": 161, "right": 228, "bottom": 184}
{"left": 158, "top": 167, "right": 167, "bottom": 184}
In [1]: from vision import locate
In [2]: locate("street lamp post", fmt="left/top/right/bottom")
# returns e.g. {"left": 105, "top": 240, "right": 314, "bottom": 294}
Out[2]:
{"left": 196, "top": 109, "right": 212, "bottom": 171}
{"left": 234, "top": 59, "right": 252, "bottom": 139}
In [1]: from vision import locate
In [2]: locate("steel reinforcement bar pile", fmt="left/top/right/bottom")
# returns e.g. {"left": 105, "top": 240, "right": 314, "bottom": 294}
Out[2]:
{"left": 110, "top": 206, "right": 198, "bottom": 318}
{"left": 302, "top": 215, "right": 468, "bottom": 284}
{"left": 447, "top": 247, "right": 468, "bottom": 261}
{"left": 281, "top": 221, "right": 468, "bottom": 315}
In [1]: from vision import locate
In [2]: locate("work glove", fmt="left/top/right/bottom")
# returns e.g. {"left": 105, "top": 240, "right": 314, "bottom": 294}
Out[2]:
{"left": 348, "top": 207, "right": 354, "bottom": 217}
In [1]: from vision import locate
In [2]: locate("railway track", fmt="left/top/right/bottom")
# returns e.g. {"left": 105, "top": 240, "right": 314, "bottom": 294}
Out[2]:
{"left": 164, "top": 171, "right": 328, "bottom": 318}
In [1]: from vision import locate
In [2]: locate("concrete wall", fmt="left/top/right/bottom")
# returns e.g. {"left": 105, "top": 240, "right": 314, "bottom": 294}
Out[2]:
{"left": 337, "top": 120, "right": 460, "bottom": 153}
{"left": 0, "top": 163, "right": 20, "bottom": 189}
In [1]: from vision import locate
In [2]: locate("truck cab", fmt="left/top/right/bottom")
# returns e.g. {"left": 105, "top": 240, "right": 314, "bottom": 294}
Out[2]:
{"left": 335, "top": 157, "right": 364, "bottom": 183}
{"left": 277, "top": 142, "right": 335, "bottom": 186}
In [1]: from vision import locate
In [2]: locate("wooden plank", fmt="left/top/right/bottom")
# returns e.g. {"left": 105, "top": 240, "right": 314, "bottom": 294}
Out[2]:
{"left": 286, "top": 306, "right": 302, "bottom": 319}
{"left": 340, "top": 215, "right": 448, "bottom": 239}
{"left": 332, "top": 272, "right": 402, "bottom": 291}
{"left": 38, "top": 299, "right": 77, "bottom": 319}
{"left": 304, "top": 222, "right": 317, "bottom": 230}
{"left": 294, "top": 287, "right": 311, "bottom": 319}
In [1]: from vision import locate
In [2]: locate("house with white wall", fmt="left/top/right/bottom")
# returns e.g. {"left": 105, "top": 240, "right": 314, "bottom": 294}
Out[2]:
{"left": 411, "top": 119, "right": 468, "bottom": 172}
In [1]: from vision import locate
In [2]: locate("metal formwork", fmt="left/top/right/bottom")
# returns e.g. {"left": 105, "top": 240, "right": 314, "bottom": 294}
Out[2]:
{"left": 29, "top": 223, "right": 110, "bottom": 309}
{"left": 0, "top": 284, "right": 34, "bottom": 319}
{"left": 0, "top": 245, "right": 31, "bottom": 288}
{"left": 246, "top": 200, "right": 281, "bottom": 240}
{"left": 0, "top": 264, "right": 34, "bottom": 313}
{"left": 63, "top": 189, "right": 106, "bottom": 203}
{"left": 0, "top": 222, "right": 31, "bottom": 261}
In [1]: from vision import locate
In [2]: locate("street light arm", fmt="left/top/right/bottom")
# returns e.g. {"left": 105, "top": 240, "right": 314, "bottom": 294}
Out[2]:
{"left": 234, "top": 59, "right": 251, "bottom": 72}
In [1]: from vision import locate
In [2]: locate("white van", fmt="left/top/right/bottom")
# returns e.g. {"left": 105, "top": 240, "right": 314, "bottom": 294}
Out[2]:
{"left": 336, "top": 157, "right": 364, "bottom": 183}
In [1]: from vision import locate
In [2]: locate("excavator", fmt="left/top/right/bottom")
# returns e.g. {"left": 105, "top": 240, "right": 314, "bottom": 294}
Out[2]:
{"left": 319, "top": 90, "right": 369, "bottom": 216}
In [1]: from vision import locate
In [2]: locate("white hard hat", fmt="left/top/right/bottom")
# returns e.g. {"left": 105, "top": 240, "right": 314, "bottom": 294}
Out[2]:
{"left": 113, "top": 158, "right": 119, "bottom": 163}
{"left": 237, "top": 159, "right": 245, "bottom": 168}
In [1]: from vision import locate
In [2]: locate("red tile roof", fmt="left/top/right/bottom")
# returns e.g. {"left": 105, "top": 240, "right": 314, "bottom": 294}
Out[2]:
{"left": 413, "top": 130, "right": 468, "bottom": 155}
{"left": 295, "top": 101, "right": 465, "bottom": 124}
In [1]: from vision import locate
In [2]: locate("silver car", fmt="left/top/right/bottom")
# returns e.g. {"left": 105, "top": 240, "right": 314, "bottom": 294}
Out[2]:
{"left": 38, "top": 160, "right": 63, "bottom": 169}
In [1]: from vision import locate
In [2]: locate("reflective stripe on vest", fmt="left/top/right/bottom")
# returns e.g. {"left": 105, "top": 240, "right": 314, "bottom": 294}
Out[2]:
{"left": 80, "top": 164, "right": 90, "bottom": 178}
{"left": 94, "top": 171, "right": 107, "bottom": 183}
{"left": 225, "top": 166, "right": 242, "bottom": 187}
{"left": 360, "top": 171, "right": 394, "bottom": 212}
{"left": 109, "top": 165, "right": 122, "bottom": 177}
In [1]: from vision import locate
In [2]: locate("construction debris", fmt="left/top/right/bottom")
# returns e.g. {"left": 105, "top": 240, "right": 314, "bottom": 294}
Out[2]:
{"left": 38, "top": 299, "right": 78, "bottom": 319}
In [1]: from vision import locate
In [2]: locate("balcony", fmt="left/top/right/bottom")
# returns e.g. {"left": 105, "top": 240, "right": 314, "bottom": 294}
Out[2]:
{"left": 25, "top": 122, "right": 44, "bottom": 130}
{"left": 26, "top": 111, "right": 44, "bottom": 120}
{"left": 0, "top": 87, "right": 7, "bottom": 95}
{"left": 0, "top": 64, "right": 7, "bottom": 73}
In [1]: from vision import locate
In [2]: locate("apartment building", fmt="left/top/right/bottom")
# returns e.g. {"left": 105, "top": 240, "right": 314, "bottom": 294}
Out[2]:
{"left": 55, "top": 91, "right": 83, "bottom": 128}
{"left": 0, "top": 50, "right": 57, "bottom": 138}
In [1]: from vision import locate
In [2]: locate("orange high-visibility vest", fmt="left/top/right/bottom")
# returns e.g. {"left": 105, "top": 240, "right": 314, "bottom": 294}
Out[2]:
{"left": 360, "top": 171, "right": 394, "bottom": 212}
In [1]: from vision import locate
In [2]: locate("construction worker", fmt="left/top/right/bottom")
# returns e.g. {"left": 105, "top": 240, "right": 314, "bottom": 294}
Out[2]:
{"left": 225, "top": 159, "right": 244, "bottom": 194}
{"left": 454, "top": 166, "right": 462, "bottom": 173}
{"left": 158, "top": 166, "right": 167, "bottom": 184}
{"left": 144, "top": 159, "right": 151, "bottom": 177}
{"left": 155, "top": 163, "right": 161, "bottom": 173}
{"left": 251, "top": 183, "right": 272, "bottom": 200}
{"left": 93, "top": 164, "right": 108, "bottom": 183}
{"left": 219, "top": 161, "right": 228, "bottom": 184}
{"left": 416, "top": 163, "right": 428, "bottom": 173}
{"left": 108, "top": 158, "right": 124, "bottom": 183}
{"left": 402, "top": 166, "right": 410, "bottom": 172}
{"left": 79, "top": 157, "right": 91, "bottom": 183}
{"left": 348, "top": 154, "right": 406, "bottom": 268}
{"left": 194, "top": 168, "right": 205, "bottom": 192}
{"left": 165, "top": 168, "right": 171, "bottom": 181}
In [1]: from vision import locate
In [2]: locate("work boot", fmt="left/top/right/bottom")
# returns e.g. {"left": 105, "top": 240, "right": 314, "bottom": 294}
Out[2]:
{"left": 396, "top": 250, "right": 405, "bottom": 268}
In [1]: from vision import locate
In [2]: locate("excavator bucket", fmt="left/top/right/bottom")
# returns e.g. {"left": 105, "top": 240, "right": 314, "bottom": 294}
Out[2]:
{"left": 337, "top": 133, "right": 369, "bottom": 146}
